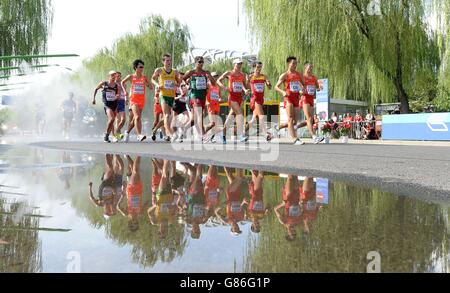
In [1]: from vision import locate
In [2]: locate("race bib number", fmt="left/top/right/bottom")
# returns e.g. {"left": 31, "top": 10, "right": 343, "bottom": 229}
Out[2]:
{"left": 192, "top": 204, "right": 205, "bottom": 218}
{"left": 195, "top": 76, "right": 207, "bottom": 90}
{"left": 164, "top": 80, "right": 174, "bottom": 90}
{"left": 289, "top": 205, "right": 301, "bottom": 217}
{"left": 208, "top": 190, "right": 218, "bottom": 200}
{"left": 307, "top": 85, "right": 316, "bottom": 95}
{"left": 160, "top": 203, "right": 171, "bottom": 214}
{"left": 210, "top": 91, "right": 220, "bottom": 101}
{"left": 232, "top": 82, "right": 243, "bottom": 93}
{"left": 252, "top": 201, "right": 264, "bottom": 212}
{"left": 133, "top": 84, "right": 145, "bottom": 95}
{"left": 254, "top": 83, "right": 265, "bottom": 93}
{"left": 105, "top": 91, "right": 117, "bottom": 102}
{"left": 306, "top": 200, "right": 316, "bottom": 211}
{"left": 290, "top": 81, "right": 300, "bottom": 93}
{"left": 102, "top": 187, "right": 114, "bottom": 200}
{"left": 130, "top": 195, "right": 140, "bottom": 208}
{"left": 231, "top": 201, "right": 241, "bottom": 213}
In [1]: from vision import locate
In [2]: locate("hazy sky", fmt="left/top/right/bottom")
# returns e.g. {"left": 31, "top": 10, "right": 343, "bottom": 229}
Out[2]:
{"left": 47, "top": 0, "right": 253, "bottom": 70}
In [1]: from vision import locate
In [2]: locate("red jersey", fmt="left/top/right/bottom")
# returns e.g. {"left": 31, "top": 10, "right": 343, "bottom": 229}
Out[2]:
{"left": 285, "top": 71, "right": 302, "bottom": 100}
{"left": 228, "top": 72, "right": 246, "bottom": 101}
{"left": 302, "top": 75, "right": 318, "bottom": 98}
{"left": 250, "top": 74, "right": 266, "bottom": 100}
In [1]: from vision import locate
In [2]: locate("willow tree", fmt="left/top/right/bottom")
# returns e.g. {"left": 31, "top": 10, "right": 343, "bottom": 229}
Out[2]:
{"left": 434, "top": 1, "right": 450, "bottom": 111}
{"left": 244, "top": 0, "right": 442, "bottom": 113}
{"left": 0, "top": 0, "right": 53, "bottom": 72}
{"left": 82, "top": 15, "right": 191, "bottom": 82}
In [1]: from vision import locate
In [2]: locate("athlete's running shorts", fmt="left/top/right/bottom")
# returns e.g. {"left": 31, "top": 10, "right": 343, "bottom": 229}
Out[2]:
{"left": 228, "top": 97, "right": 243, "bottom": 107}
{"left": 130, "top": 96, "right": 146, "bottom": 110}
{"left": 154, "top": 103, "right": 163, "bottom": 115}
{"left": 103, "top": 100, "right": 118, "bottom": 114}
{"left": 192, "top": 98, "right": 206, "bottom": 109}
{"left": 284, "top": 95, "right": 300, "bottom": 108}
{"left": 250, "top": 96, "right": 264, "bottom": 112}
{"left": 173, "top": 100, "right": 188, "bottom": 115}
{"left": 160, "top": 96, "right": 174, "bottom": 108}
{"left": 208, "top": 102, "right": 220, "bottom": 115}
{"left": 300, "top": 95, "right": 314, "bottom": 108}
{"left": 117, "top": 100, "right": 126, "bottom": 113}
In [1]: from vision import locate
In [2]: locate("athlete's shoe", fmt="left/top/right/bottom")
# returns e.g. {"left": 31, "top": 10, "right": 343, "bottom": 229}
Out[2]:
{"left": 240, "top": 135, "right": 249, "bottom": 143}
{"left": 294, "top": 138, "right": 305, "bottom": 146}
{"left": 164, "top": 136, "right": 171, "bottom": 143}
{"left": 266, "top": 133, "right": 273, "bottom": 142}
{"left": 112, "top": 136, "right": 118, "bottom": 143}
{"left": 137, "top": 135, "right": 147, "bottom": 142}
{"left": 222, "top": 136, "right": 227, "bottom": 145}
{"left": 171, "top": 132, "right": 179, "bottom": 143}
{"left": 151, "top": 131, "right": 157, "bottom": 142}
{"left": 104, "top": 133, "right": 111, "bottom": 143}
{"left": 116, "top": 133, "right": 124, "bottom": 141}
{"left": 124, "top": 132, "right": 130, "bottom": 143}
{"left": 314, "top": 136, "right": 325, "bottom": 144}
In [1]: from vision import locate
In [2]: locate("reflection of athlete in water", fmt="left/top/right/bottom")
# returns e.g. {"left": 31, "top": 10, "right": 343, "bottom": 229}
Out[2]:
{"left": 300, "top": 177, "right": 320, "bottom": 235}
{"left": 148, "top": 160, "right": 177, "bottom": 239}
{"left": 204, "top": 165, "right": 222, "bottom": 218}
{"left": 243, "top": 170, "right": 269, "bottom": 234}
{"left": 118, "top": 156, "right": 148, "bottom": 232}
{"left": 215, "top": 168, "right": 246, "bottom": 236}
{"left": 35, "top": 99, "right": 46, "bottom": 136}
{"left": 61, "top": 93, "right": 77, "bottom": 139}
{"left": 57, "top": 152, "right": 74, "bottom": 190}
{"left": 274, "top": 175, "right": 302, "bottom": 241}
{"left": 88, "top": 154, "right": 122, "bottom": 219}
{"left": 182, "top": 163, "right": 207, "bottom": 239}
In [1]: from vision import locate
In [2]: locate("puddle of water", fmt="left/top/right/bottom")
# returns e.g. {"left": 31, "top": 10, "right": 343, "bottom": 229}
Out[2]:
{"left": 0, "top": 147, "right": 449, "bottom": 273}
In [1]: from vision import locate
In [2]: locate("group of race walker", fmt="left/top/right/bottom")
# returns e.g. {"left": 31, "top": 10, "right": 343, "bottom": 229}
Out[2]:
{"left": 92, "top": 54, "right": 325, "bottom": 145}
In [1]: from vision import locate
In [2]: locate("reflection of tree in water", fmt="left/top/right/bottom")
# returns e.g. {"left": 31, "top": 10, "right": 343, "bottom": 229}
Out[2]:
{"left": 244, "top": 182, "right": 450, "bottom": 273}
{"left": 69, "top": 160, "right": 188, "bottom": 269}
{"left": 0, "top": 198, "right": 42, "bottom": 273}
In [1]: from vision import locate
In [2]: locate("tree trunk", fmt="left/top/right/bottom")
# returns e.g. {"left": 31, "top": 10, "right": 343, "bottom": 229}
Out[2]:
{"left": 394, "top": 78, "right": 411, "bottom": 114}
{"left": 394, "top": 30, "right": 410, "bottom": 114}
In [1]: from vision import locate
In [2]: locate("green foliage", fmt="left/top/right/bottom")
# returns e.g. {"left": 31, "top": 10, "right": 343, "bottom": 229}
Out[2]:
{"left": 81, "top": 15, "right": 191, "bottom": 83}
{"left": 0, "top": 0, "right": 53, "bottom": 74}
{"left": 244, "top": 0, "right": 443, "bottom": 113}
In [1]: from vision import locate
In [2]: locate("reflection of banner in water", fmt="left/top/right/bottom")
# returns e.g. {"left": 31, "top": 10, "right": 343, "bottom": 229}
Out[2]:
{"left": 316, "top": 79, "right": 329, "bottom": 122}
{"left": 316, "top": 178, "right": 329, "bottom": 205}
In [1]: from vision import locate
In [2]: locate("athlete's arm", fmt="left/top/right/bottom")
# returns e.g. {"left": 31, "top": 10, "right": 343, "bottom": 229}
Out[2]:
{"left": 143, "top": 75, "right": 154, "bottom": 91}
{"left": 315, "top": 78, "right": 322, "bottom": 91}
{"left": 174, "top": 70, "right": 183, "bottom": 87}
{"left": 214, "top": 207, "right": 228, "bottom": 225}
{"left": 93, "top": 82, "right": 104, "bottom": 105}
{"left": 151, "top": 68, "right": 162, "bottom": 90}
{"left": 275, "top": 73, "right": 287, "bottom": 97}
{"left": 88, "top": 183, "right": 101, "bottom": 206}
{"left": 265, "top": 75, "right": 273, "bottom": 90}
{"left": 243, "top": 74, "right": 250, "bottom": 95}
{"left": 182, "top": 70, "right": 194, "bottom": 82}
{"left": 206, "top": 71, "right": 217, "bottom": 86}
{"left": 217, "top": 71, "right": 230, "bottom": 92}
{"left": 121, "top": 75, "right": 132, "bottom": 97}
{"left": 116, "top": 194, "right": 127, "bottom": 217}
{"left": 274, "top": 203, "right": 286, "bottom": 225}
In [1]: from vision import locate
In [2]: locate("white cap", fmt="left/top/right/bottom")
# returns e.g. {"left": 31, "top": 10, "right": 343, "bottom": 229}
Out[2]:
{"left": 233, "top": 58, "right": 243, "bottom": 65}
{"left": 108, "top": 70, "right": 117, "bottom": 76}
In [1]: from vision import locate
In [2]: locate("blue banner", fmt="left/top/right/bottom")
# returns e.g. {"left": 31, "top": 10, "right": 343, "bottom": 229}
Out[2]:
{"left": 316, "top": 178, "right": 329, "bottom": 205}
{"left": 316, "top": 79, "right": 329, "bottom": 122}
{"left": 382, "top": 113, "right": 450, "bottom": 141}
